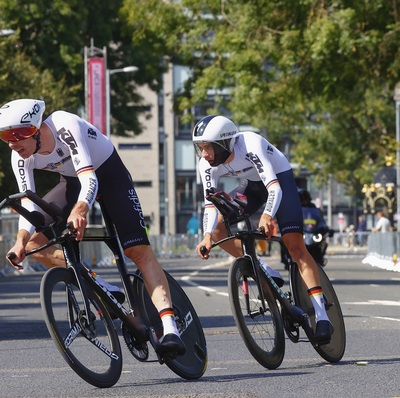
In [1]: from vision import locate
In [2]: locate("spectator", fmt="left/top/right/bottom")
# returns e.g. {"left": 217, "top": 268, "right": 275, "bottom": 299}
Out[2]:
{"left": 372, "top": 211, "right": 391, "bottom": 233}
{"left": 186, "top": 213, "right": 200, "bottom": 235}
{"left": 356, "top": 215, "right": 367, "bottom": 246}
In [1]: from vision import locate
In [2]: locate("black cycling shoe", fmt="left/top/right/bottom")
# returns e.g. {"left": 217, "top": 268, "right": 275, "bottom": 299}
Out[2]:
{"left": 157, "top": 333, "right": 186, "bottom": 356}
{"left": 313, "top": 320, "right": 334, "bottom": 346}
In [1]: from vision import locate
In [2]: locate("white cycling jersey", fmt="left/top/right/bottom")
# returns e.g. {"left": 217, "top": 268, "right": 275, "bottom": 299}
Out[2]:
{"left": 198, "top": 131, "right": 291, "bottom": 234}
{"left": 11, "top": 111, "right": 114, "bottom": 235}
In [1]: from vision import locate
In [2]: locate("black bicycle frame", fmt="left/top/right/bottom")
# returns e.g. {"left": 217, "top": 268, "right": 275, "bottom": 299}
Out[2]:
{"left": 215, "top": 218, "right": 308, "bottom": 328}
{"left": 76, "top": 197, "right": 148, "bottom": 342}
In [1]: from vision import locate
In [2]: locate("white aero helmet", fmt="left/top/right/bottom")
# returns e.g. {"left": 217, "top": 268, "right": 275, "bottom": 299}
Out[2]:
{"left": 192, "top": 115, "right": 239, "bottom": 166}
{"left": 0, "top": 99, "right": 45, "bottom": 142}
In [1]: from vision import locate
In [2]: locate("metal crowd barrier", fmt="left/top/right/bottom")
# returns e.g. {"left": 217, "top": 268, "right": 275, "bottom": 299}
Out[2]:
{"left": 0, "top": 232, "right": 227, "bottom": 277}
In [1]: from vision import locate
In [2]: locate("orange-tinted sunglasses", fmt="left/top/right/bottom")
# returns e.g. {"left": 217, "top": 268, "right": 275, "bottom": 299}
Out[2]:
{"left": 0, "top": 126, "right": 38, "bottom": 143}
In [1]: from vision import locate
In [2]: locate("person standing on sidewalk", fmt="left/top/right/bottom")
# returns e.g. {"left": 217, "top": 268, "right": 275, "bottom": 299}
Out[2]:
{"left": 372, "top": 211, "right": 391, "bottom": 233}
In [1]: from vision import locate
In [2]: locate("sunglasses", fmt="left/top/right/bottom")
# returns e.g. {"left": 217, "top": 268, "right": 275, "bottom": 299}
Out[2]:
{"left": 0, "top": 126, "right": 38, "bottom": 143}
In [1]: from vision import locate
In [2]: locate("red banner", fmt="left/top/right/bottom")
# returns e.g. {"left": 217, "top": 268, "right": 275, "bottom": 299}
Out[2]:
{"left": 87, "top": 57, "right": 106, "bottom": 133}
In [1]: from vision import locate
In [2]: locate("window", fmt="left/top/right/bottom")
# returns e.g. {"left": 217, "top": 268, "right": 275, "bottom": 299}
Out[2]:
{"left": 118, "top": 143, "right": 152, "bottom": 150}
{"left": 134, "top": 181, "right": 152, "bottom": 188}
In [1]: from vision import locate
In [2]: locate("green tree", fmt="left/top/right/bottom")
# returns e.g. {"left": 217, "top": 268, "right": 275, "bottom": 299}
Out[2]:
{"left": 0, "top": 32, "right": 79, "bottom": 195}
{"left": 121, "top": 0, "right": 400, "bottom": 194}
{"left": 0, "top": 0, "right": 166, "bottom": 194}
{"left": 0, "top": 0, "right": 170, "bottom": 136}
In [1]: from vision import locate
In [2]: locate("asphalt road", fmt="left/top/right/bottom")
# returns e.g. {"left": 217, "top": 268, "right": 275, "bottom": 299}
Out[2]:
{"left": 0, "top": 252, "right": 399, "bottom": 398}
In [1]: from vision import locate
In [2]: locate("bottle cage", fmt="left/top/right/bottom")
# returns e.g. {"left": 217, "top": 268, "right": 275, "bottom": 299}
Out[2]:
{"left": 205, "top": 187, "right": 248, "bottom": 220}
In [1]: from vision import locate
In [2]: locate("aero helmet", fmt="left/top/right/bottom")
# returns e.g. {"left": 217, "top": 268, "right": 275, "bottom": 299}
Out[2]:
{"left": 192, "top": 115, "right": 239, "bottom": 166}
{"left": 0, "top": 99, "right": 45, "bottom": 142}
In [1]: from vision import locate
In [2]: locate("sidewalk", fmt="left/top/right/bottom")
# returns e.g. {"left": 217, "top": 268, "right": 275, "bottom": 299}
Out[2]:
{"left": 326, "top": 244, "right": 367, "bottom": 256}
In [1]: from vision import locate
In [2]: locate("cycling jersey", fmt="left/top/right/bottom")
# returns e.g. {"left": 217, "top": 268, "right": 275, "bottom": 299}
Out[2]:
{"left": 198, "top": 131, "right": 303, "bottom": 235}
{"left": 11, "top": 111, "right": 149, "bottom": 247}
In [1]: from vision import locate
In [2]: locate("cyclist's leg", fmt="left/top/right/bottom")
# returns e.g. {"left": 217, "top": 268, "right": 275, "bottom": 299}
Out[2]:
{"left": 96, "top": 151, "right": 185, "bottom": 354}
{"left": 276, "top": 170, "right": 333, "bottom": 343}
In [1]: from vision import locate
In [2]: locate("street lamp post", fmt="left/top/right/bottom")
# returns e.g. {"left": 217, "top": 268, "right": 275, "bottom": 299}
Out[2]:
{"left": 106, "top": 66, "right": 138, "bottom": 138}
{"left": 394, "top": 83, "right": 400, "bottom": 255}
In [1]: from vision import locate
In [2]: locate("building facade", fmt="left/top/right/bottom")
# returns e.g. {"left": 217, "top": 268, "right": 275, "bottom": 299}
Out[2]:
{"left": 111, "top": 64, "right": 357, "bottom": 235}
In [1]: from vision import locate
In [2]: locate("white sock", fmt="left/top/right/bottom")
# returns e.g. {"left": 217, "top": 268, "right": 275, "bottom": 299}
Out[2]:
{"left": 308, "top": 287, "right": 329, "bottom": 322}
{"left": 159, "top": 308, "right": 180, "bottom": 336}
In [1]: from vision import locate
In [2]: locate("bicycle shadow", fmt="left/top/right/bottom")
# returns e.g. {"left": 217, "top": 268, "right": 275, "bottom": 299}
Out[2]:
{"left": 116, "top": 355, "right": 400, "bottom": 389}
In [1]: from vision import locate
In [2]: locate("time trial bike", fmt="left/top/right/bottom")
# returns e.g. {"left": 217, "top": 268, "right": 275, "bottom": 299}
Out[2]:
{"left": 1, "top": 190, "right": 207, "bottom": 388}
{"left": 201, "top": 188, "right": 345, "bottom": 369}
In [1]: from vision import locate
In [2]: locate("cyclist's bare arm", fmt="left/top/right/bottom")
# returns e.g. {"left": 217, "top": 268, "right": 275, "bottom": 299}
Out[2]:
{"left": 68, "top": 201, "right": 89, "bottom": 241}
{"left": 6, "top": 229, "right": 31, "bottom": 268}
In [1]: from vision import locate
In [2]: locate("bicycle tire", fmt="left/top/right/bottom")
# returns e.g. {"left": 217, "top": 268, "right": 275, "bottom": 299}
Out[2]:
{"left": 40, "top": 267, "right": 122, "bottom": 388}
{"left": 135, "top": 270, "right": 207, "bottom": 380}
{"left": 291, "top": 263, "right": 346, "bottom": 363}
{"left": 228, "top": 257, "right": 285, "bottom": 369}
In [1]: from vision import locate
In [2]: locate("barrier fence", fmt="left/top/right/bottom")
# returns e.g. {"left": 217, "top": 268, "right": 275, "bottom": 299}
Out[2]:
{"left": 1, "top": 229, "right": 398, "bottom": 276}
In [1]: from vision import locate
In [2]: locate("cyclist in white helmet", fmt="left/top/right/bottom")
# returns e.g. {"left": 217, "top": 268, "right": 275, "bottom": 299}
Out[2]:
{"left": 0, "top": 98, "right": 185, "bottom": 355}
{"left": 193, "top": 115, "right": 333, "bottom": 344}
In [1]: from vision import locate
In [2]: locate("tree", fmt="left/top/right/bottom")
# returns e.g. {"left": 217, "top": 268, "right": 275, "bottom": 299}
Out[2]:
{"left": 120, "top": 0, "right": 400, "bottom": 194}
{"left": 0, "top": 0, "right": 166, "bottom": 193}
{"left": 0, "top": 32, "right": 79, "bottom": 195}
{"left": 0, "top": 0, "right": 164, "bottom": 136}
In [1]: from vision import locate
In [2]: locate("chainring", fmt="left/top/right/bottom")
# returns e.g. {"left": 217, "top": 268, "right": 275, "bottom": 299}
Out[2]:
{"left": 122, "top": 323, "right": 149, "bottom": 362}
{"left": 281, "top": 306, "right": 300, "bottom": 343}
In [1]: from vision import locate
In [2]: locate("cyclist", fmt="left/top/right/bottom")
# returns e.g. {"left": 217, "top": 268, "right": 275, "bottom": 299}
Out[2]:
{"left": 0, "top": 99, "right": 185, "bottom": 355}
{"left": 299, "top": 188, "right": 330, "bottom": 266}
{"left": 193, "top": 115, "right": 333, "bottom": 344}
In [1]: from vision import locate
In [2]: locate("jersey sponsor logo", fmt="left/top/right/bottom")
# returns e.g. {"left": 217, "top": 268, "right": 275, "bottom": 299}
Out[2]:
{"left": 128, "top": 188, "right": 146, "bottom": 228}
{"left": 87, "top": 127, "right": 97, "bottom": 139}
{"left": 204, "top": 168, "right": 213, "bottom": 189}
{"left": 123, "top": 237, "right": 144, "bottom": 247}
{"left": 281, "top": 225, "right": 301, "bottom": 234}
{"left": 44, "top": 155, "right": 71, "bottom": 170}
{"left": 58, "top": 127, "right": 78, "bottom": 155}
{"left": 17, "top": 159, "right": 27, "bottom": 191}
{"left": 85, "top": 177, "right": 97, "bottom": 204}
{"left": 246, "top": 152, "right": 264, "bottom": 173}
{"left": 56, "top": 148, "right": 64, "bottom": 157}
{"left": 265, "top": 189, "right": 275, "bottom": 213}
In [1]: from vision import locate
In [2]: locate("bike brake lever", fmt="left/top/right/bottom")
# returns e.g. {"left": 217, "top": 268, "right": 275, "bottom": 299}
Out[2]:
{"left": 258, "top": 226, "right": 266, "bottom": 235}
{"left": 6, "top": 252, "right": 23, "bottom": 270}
{"left": 200, "top": 246, "right": 208, "bottom": 256}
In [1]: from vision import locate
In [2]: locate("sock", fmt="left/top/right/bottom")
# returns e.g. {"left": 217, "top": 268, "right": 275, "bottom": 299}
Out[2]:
{"left": 307, "top": 286, "right": 329, "bottom": 322}
{"left": 159, "top": 307, "right": 179, "bottom": 336}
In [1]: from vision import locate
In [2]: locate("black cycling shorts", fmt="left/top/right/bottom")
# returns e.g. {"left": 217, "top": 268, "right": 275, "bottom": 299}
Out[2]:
{"left": 228, "top": 169, "right": 303, "bottom": 235}
{"left": 43, "top": 149, "right": 150, "bottom": 249}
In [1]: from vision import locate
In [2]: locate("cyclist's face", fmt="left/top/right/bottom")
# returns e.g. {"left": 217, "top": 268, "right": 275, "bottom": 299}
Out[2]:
{"left": 197, "top": 143, "right": 215, "bottom": 162}
{"left": 8, "top": 136, "right": 37, "bottom": 158}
